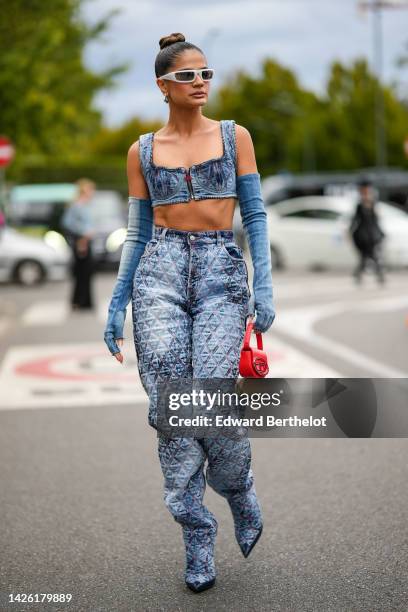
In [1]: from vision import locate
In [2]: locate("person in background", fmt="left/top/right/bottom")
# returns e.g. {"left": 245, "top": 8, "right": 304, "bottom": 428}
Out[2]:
{"left": 349, "top": 178, "right": 386, "bottom": 285}
{"left": 61, "top": 178, "right": 96, "bottom": 310}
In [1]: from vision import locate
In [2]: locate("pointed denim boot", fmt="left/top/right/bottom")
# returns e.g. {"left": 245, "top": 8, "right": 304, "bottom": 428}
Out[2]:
{"left": 183, "top": 523, "right": 217, "bottom": 593}
{"left": 228, "top": 484, "right": 263, "bottom": 558}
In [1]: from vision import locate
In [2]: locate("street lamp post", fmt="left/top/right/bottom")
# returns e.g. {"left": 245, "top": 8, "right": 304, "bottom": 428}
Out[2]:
{"left": 373, "top": 5, "right": 386, "bottom": 171}
{"left": 358, "top": 0, "right": 408, "bottom": 197}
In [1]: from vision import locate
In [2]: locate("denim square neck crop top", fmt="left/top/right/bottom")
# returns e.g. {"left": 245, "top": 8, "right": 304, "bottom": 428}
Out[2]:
{"left": 138, "top": 119, "right": 238, "bottom": 207}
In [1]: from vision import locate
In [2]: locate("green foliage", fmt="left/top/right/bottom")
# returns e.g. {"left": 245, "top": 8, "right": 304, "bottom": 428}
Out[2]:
{"left": 0, "top": 0, "right": 128, "bottom": 173}
{"left": 85, "top": 117, "right": 164, "bottom": 158}
{"left": 2, "top": 3, "right": 407, "bottom": 188}
{"left": 206, "top": 56, "right": 408, "bottom": 173}
{"left": 206, "top": 58, "right": 318, "bottom": 174}
{"left": 314, "top": 59, "right": 408, "bottom": 170}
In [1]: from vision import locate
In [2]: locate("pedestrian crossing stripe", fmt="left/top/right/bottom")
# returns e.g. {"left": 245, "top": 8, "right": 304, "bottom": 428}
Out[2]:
{"left": 13, "top": 274, "right": 405, "bottom": 329}
{"left": 19, "top": 299, "right": 118, "bottom": 327}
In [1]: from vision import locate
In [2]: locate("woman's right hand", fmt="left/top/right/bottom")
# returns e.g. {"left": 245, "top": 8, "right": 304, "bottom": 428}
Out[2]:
{"left": 104, "top": 309, "right": 127, "bottom": 362}
{"left": 114, "top": 339, "right": 124, "bottom": 363}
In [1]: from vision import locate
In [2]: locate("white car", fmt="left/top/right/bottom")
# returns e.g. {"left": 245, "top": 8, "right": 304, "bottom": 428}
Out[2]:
{"left": 265, "top": 196, "right": 408, "bottom": 270}
{"left": 0, "top": 227, "right": 70, "bottom": 286}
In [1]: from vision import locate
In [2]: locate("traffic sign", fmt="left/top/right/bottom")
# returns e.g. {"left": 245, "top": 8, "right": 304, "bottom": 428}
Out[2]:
{"left": 0, "top": 136, "right": 15, "bottom": 168}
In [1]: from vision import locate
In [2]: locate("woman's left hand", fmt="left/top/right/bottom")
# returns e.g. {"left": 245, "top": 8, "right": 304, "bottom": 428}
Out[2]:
{"left": 77, "top": 237, "right": 89, "bottom": 256}
{"left": 253, "top": 301, "right": 275, "bottom": 333}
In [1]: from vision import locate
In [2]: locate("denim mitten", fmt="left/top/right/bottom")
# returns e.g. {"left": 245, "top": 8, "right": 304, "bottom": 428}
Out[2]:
{"left": 104, "top": 197, "right": 153, "bottom": 355}
{"left": 236, "top": 172, "right": 275, "bottom": 333}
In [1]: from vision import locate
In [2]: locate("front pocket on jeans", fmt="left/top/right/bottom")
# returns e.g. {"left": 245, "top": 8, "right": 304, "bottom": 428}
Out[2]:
{"left": 221, "top": 241, "right": 245, "bottom": 262}
{"left": 134, "top": 239, "right": 161, "bottom": 283}
{"left": 140, "top": 238, "right": 160, "bottom": 259}
{"left": 220, "top": 245, "right": 251, "bottom": 303}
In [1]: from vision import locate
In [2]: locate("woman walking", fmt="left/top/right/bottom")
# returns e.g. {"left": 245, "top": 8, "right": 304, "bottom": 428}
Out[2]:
{"left": 62, "top": 178, "right": 96, "bottom": 310}
{"left": 104, "top": 32, "right": 275, "bottom": 593}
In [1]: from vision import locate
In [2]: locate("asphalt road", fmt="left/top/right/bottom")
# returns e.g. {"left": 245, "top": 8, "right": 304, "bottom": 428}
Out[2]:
{"left": 0, "top": 269, "right": 407, "bottom": 611}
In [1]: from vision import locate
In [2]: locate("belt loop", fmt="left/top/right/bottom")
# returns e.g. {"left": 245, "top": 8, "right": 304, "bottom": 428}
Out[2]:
{"left": 216, "top": 230, "right": 222, "bottom": 246}
{"left": 161, "top": 227, "right": 168, "bottom": 241}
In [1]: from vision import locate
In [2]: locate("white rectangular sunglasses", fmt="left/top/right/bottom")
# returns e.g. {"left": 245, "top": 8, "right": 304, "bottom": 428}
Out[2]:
{"left": 159, "top": 68, "right": 215, "bottom": 83}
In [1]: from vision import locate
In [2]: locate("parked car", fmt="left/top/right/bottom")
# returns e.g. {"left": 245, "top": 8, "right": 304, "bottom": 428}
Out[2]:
{"left": 84, "top": 190, "right": 127, "bottom": 269}
{"left": 7, "top": 183, "right": 77, "bottom": 227}
{"left": 265, "top": 196, "right": 408, "bottom": 270}
{"left": 7, "top": 184, "right": 127, "bottom": 270}
{"left": 0, "top": 226, "right": 70, "bottom": 286}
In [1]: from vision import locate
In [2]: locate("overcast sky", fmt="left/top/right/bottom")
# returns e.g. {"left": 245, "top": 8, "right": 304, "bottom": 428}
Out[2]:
{"left": 81, "top": 0, "right": 408, "bottom": 127}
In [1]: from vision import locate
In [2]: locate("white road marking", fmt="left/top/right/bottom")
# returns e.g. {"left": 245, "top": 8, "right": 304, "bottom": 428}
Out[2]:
{"left": 16, "top": 275, "right": 408, "bottom": 327}
{"left": 260, "top": 334, "right": 341, "bottom": 378}
{"left": 355, "top": 295, "right": 408, "bottom": 313}
{"left": 20, "top": 299, "right": 129, "bottom": 327}
{"left": 0, "top": 334, "right": 340, "bottom": 410}
{"left": 275, "top": 275, "right": 406, "bottom": 299}
{"left": 21, "top": 301, "right": 69, "bottom": 326}
{"left": 276, "top": 297, "right": 408, "bottom": 378}
{"left": 0, "top": 343, "right": 147, "bottom": 410}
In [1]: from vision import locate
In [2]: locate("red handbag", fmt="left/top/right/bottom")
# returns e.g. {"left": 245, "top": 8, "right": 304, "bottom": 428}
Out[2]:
{"left": 239, "top": 318, "right": 269, "bottom": 378}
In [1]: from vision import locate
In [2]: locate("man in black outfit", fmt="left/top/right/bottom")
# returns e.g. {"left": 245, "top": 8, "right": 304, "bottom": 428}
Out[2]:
{"left": 349, "top": 179, "right": 386, "bottom": 285}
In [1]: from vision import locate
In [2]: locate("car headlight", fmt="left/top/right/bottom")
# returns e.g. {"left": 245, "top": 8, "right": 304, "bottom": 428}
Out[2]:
{"left": 44, "top": 230, "right": 69, "bottom": 253}
{"left": 106, "top": 228, "right": 126, "bottom": 252}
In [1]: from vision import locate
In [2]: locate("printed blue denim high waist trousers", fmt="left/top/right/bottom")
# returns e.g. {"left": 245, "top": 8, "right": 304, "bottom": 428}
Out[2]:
{"left": 131, "top": 225, "right": 263, "bottom": 589}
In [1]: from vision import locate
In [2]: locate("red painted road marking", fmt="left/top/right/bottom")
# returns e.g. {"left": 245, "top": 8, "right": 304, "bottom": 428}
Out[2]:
{"left": 15, "top": 351, "right": 136, "bottom": 382}
{"left": 14, "top": 349, "right": 287, "bottom": 382}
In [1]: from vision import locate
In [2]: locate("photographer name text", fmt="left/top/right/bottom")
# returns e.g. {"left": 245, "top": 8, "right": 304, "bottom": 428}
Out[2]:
{"left": 168, "top": 415, "right": 327, "bottom": 428}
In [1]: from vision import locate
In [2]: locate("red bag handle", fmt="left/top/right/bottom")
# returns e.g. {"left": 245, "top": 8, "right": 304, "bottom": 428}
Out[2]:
{"left": 243, "top": 319, "right": 263, "bottom": 350}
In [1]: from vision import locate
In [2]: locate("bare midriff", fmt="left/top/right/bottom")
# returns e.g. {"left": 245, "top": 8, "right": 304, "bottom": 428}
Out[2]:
{"left": 153, "top": 197, "right": 237, "bottom": 231}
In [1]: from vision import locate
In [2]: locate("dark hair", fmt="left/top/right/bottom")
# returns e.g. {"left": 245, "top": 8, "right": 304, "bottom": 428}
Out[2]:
{"left": 155, "top": 32, "right": 204, "bottom": 78}
{"left": 358, "top": 178, "right": 373, "bottom": 188}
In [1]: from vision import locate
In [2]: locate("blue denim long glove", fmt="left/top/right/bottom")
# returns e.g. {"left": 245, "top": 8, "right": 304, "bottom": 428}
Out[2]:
{"left": 104, "top": 197, "right": 153, "bottom": 356}
{"left": 236, "top": 172, "right": 275, "bottom": 333}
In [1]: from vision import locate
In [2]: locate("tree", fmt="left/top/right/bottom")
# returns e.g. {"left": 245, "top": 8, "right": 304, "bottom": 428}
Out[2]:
{"left": 86, "top": 117, "right": 164, "bottom": 160}
{"left": 206, "top": 58, "right": 318, "bottom": 175}
{"left": 0, "top": 0, "right": 128, "bottom": 171}
{"left": 314, "top": 58, "right": 408, "bottom": 170}
{"left": 206, "top": 57, "right": 408, "bottom": 173}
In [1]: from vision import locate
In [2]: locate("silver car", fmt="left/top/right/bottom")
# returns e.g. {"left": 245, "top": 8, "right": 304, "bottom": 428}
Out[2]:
{"left": 0, "top": 226, "right": 70, "bottom": 286}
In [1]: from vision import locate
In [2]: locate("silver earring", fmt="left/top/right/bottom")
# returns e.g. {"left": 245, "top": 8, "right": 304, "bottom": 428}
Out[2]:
{"left": 164, "top": 94, "right": 169, "bottom": 103}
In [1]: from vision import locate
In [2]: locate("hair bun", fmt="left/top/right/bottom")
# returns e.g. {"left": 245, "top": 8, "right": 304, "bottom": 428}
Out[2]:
{"left": 159, "top": 32, "right": 185, "bottom": 50}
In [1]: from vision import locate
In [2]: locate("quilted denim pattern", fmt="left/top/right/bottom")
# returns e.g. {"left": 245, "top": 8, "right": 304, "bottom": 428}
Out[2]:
{"left": 132, "top": 226, "right": 263, "bottom": 587}
{"left": 138, "top": 120, "right": 238, "bottom": 206}
{"left": 131, "top": 225, "right": 250, "bottom": 428}
{"left": 157, "top": 434, "right": 263, "bottom": 588}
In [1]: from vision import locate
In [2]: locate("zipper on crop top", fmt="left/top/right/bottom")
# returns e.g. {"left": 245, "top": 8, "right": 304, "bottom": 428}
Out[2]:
{"left": 184, "top": 169, "right": 196, "bottom": 200}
